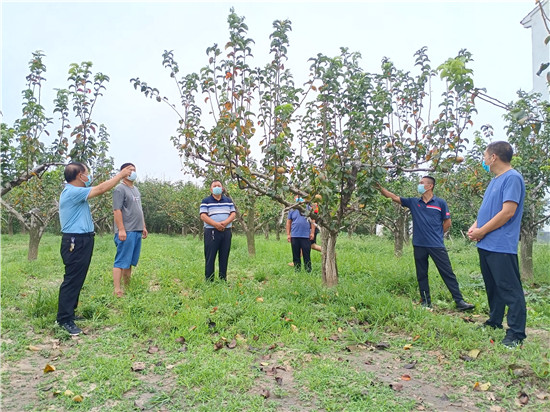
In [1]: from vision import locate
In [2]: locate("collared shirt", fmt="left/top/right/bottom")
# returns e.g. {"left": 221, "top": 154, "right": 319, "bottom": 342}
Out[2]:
{"left": 199, "top": 195, "right": 236, "bottom": 229}
{"left": 59, "top": 184, "right": 94, "bottom": 233}
{"left": 400, "top": 195, "right": 450, "bottom": 248}
{"left": 476, "top": 169, "right": 525, "bottom": 254}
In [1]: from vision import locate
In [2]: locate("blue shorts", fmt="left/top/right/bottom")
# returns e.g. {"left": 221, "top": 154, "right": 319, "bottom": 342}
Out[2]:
{"left": 113, "top": 231, "right": 142, "bottom": 269}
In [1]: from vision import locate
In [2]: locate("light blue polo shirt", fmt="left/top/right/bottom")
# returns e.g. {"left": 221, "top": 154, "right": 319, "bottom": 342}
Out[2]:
{"left": 476, "top": 169, "right": 525, "bottom": 254}
{"left": 59, "top": 184, "right": 93, "bottom": 233}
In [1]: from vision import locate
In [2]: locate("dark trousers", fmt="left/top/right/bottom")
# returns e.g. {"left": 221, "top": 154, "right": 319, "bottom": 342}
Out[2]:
{"left": 413, "top": 246, "right": 463, "bottom": 304}
{"left": 57, "top": 233, "right": 95, "bottom": 324}
{"left": 291, "top": 237, "right": 311, "bottom": 272}
{"left": 204, "top": 228, "right": 232, "bottom": 281}
{"left": 478, "top": 248, "right": 526, "bottom": 339}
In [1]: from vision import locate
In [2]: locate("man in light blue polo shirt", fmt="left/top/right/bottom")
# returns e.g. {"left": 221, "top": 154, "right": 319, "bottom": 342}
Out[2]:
{"left": 57, "top": 162, "right": 132, "bottom": 335}
{"left": 377, "top": 176, "right": 474, "bottom": 311}
{"left": 468, "top": 141, "right": 526, "bottom": 348}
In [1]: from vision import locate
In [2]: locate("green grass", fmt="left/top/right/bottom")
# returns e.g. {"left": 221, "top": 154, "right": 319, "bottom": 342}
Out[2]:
{"left": 1, "top": 233, "right": 549, "bottom": 411}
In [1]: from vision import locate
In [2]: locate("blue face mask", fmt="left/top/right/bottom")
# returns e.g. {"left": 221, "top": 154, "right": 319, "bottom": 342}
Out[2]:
{"left": 295, "top": 197, "right": 304, "bottom": 203}
{"left": 212, "top": 187, "right": 223, "bottom": 195}
{"left": 417, "top": 184, "right": 426, "bottom": 195}
{"left": 128, "top": 171, "right": 137, "bottom": 181}
{"left": 482, "top": 159, "right": 491, "bottom": 172}
{"left": 82, "top": 173, "right": 92, "bottom": 187}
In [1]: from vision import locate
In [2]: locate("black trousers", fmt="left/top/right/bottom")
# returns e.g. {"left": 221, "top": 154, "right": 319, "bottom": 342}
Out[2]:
{"left": 291, "top": 237, "right": 311, "bottom": 272}
{"left": 413, "top": 246, "right": 463, "bottom": 304}
{"left": 204, "top": 228, "right": 232, "bottom": 281}
{"left": 478, "top": 248, "right": 526, "bottom": 339}
{"left": 57, "top": 233, "right": 95, "bottom": 324}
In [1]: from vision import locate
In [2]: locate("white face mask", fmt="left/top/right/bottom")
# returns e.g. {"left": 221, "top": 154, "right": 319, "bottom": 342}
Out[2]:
{"left": 128, "top": 171, "right": 137, "bottom": 181}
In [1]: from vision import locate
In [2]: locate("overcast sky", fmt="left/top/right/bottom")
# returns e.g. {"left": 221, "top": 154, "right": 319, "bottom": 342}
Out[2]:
{"left": 1, "top": 0, "right": 537, "bottom": 183}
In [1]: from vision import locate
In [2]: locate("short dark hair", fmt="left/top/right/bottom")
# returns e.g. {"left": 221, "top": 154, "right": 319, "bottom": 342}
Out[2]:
{"left": 64, "top": 162, "right": 87, "bottom": 183}
{"left": 487, "top": 141, "right": 513, "bottom": 163}
{"left": 210, "top": 180, "right": 222, "bottom": 187}
{"left": 120, "top": 162, "right": 135, "bottom": 170}
{"left": 423, "top": 175, "right": 436, "bottom": 187}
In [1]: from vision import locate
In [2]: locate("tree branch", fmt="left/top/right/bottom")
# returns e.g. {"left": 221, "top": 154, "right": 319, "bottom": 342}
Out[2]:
{"left": 0, "top": 198, "right": 31, "bottom": 230}
{"left": 1, "top": 162, "right": 64, "bottom": 197}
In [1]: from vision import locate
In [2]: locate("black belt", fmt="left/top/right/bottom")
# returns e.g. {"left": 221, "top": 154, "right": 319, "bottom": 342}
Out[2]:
{"left": 63, "top": 232, "right": 95, "bottom": 237}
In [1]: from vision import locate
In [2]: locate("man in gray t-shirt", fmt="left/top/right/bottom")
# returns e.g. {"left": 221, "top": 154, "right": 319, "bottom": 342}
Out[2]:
{"left": 112, "top": 163, "right": 148, "bottom": 297}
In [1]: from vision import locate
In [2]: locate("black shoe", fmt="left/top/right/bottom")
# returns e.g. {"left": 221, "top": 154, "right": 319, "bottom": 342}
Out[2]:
{"left": 479, "top": 321, "right": 503, "bottom": 330}
{"left": 420, "top": 300, "right": 432, "bottom": 309}
{"left": 501, "top": 335, "right": 523, "bottom": 348}
{"left": 59, "top": 321, "right": 82, "bottom": 336}
{"left": 455, "top": 300, "right": 475, "bottom": 311}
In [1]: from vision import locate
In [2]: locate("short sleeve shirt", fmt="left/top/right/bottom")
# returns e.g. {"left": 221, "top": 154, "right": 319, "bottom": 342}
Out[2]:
{"left": 400, "top": 196, "right": 450, "bottom": 248}
{"left": 113, "top": 183, "right": 145, "bottom": 232}
{"left": 59, "top": 184, "right": 93, "bottom": 233}
{"left": 476, "top": 169, "right": 525, "bottom": 254}
{"left": 287, "top": 209, "right": 311, "bottom": 238}
{"left": 200, "top": 195, "right": 236, "bottom": 228}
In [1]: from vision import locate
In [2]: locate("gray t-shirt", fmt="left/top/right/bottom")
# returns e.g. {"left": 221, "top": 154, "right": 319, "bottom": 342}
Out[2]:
{"left": 113, "top": 183, "right": 144, "bottom": 232}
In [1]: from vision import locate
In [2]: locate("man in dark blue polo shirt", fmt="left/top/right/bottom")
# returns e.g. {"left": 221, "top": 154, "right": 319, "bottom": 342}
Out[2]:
{"left": 377, "top": 176, "right": 474, "bottom": 311}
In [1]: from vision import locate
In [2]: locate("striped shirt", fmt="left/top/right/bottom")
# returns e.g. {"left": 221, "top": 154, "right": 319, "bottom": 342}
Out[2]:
{"left": 199, "top": 195, "right": 236, "bottom": 229}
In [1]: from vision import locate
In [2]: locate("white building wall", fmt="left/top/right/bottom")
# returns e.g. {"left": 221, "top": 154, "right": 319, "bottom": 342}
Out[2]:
{"left": 521, "top": 0, "right": 550, "bottom": 100}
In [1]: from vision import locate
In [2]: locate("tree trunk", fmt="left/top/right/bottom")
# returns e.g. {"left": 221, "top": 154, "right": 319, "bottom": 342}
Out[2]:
{"left": 520, "top": 229, "right": 535, "bottom": 280}
{"left": 27, "top": 226, "right": 42, "bottom": 261}
{"left": 393, "top": 213, "right": 405, "bottom": 257}
{"left": 7, "top": 215, "right": 14, "bottom": 235}
{"left": 347, "top": 222, "right": 356, "bottom": 238}
{"left": 321, "top": 229, "right": 338, "bottom": 287}
{"left": 263, "top": 223, "right": 269, "bottom": 239}
{"left": 246, "top": 206, "right": 256, "bottom": 256}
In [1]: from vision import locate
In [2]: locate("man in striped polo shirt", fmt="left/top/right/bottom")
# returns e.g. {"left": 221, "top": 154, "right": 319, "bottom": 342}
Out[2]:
{"left": 377, "top": 176, "right": 475, "bottom": 311}
{"left": 199, "top": 180, "right": 236, "bottom": 281}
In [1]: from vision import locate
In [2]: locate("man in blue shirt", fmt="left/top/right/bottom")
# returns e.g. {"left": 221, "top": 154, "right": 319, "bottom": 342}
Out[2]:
{"left": 377, "top": 177, "right": 474, "bottom": 311}
{"left": 286, "top": 197, "right": 315, "bottom": 272}
{"left": 199, "top": 180, "right": 236, "bottom": 281}
{"left": 57, "top": 162, "right": 132, "bottom": 335}
{"left": 468, "top": 141, "right": 526, "bottom": 348}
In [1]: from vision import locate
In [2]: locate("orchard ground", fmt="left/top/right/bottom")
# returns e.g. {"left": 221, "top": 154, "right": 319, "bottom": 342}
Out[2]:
{"left": 1, "top": 233, "right": 549, "bottom": 411}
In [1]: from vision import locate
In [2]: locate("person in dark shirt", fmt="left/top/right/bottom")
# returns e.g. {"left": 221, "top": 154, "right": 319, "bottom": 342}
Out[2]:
{"left": 377, "top": 176, "right": 474, "bottom": 311}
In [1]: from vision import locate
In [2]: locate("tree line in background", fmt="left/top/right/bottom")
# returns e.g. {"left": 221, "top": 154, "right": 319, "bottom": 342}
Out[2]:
{"left": 2, "top": 8, "right": 549, "bottom": 284}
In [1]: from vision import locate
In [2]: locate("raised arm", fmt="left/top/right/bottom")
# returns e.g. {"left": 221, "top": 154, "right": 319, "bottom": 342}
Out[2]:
{"left": 376, "top": 184, "right": 402, "bottom": 205}
{"left": 88, "top": 166, "right": 133, "bottom": 199}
